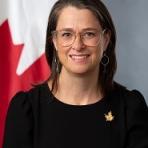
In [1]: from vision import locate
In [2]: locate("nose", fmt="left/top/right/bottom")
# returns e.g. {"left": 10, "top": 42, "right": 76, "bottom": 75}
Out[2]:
{"left": 71, "top": 34, "right": 85, "bottom": 50}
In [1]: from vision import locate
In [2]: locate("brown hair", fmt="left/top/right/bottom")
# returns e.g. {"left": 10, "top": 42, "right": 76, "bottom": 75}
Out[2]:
{"left": 45, "top": 0, "right": 117, "bottom": 95}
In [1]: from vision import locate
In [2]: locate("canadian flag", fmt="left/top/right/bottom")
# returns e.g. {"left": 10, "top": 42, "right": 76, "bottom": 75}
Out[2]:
{"left": 0, "top": 0, "right": 56, "bottom": 147}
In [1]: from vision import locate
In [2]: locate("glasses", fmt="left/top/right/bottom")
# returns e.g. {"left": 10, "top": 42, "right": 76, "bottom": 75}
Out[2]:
{"left": 52, "top": 29, "right": 105, "bottom": 47}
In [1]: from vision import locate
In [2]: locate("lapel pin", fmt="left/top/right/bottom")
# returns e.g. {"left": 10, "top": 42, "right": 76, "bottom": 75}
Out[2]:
{"left": 104, "top": 111, "right": 114, "bottom": 122}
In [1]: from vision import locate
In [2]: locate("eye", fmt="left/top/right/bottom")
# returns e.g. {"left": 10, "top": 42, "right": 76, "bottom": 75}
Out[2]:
{"left": 83, "top": 31, "right": 97, "bottom": 38}
{"left": 60, "top": 31, "right": 73, "bottom": 38}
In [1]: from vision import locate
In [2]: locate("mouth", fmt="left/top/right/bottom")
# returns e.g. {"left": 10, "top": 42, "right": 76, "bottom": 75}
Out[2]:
{"left": 69, "top": 54, "right": 90, "bottom": 63}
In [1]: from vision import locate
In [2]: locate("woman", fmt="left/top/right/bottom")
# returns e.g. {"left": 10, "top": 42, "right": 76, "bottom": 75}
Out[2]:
{"left": 3, "top": 0, "right": 148, "bottom": 148}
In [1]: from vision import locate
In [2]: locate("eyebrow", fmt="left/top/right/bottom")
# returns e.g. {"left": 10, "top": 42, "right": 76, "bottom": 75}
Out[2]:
{"left": 82, "top": 28, "right": 99, "bottom": 31}
{"left": 57, "top": 28, "right": 99, "bottom": 32}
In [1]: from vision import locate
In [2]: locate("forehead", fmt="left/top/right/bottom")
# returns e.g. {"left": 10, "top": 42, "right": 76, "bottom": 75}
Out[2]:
{"left": 56, "top": 6, "right": 101, "bottom": 30}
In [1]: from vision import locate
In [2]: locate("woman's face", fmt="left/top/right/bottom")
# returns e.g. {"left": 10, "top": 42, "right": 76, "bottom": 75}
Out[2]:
{"left": 53, "top": 6, "right": 110, "bottom": 76}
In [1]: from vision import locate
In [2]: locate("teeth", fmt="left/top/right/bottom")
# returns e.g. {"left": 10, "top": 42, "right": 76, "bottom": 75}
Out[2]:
{"left": 70, "top": 55, "right": 89, "bottom": 61}
{"left": 71, "top": 55, "right": 87, "bottom": 60}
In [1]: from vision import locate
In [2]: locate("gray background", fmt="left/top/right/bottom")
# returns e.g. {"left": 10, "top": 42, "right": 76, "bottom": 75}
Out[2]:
{"left": 104, "top": 0, "right": 148, "bottom": 104}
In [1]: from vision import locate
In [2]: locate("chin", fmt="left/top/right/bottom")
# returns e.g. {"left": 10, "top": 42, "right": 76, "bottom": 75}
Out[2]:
{"left": 67, "top": 66, "right": 97, "bottom": 76}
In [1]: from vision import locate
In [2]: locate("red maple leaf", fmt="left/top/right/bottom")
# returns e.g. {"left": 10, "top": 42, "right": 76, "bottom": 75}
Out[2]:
{"left": 0, "top": 20, "right": 50, "bottom": 147}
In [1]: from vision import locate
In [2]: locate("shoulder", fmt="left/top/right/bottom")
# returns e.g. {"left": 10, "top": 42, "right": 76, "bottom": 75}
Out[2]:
{"left": 13, "top": 82, "right": 51, "bottom": 101}
{"left": 113, "top": 82, "right": 147, "bottom": 107}
{"left": 8, "top": 83, "right": 53, "bottom": 115}
{"left": 122, "top": 88, "right": 148, "bottom": 120}
{"left": 124, "top": 89, "right": 147, "bottom": 110}
{"left": 113, "top": 82, "right": 148, "bottom": 122}
{"left": 109, "top": 82, "right": 148, "bottom": 118}
{"left": 3, "top": 84, "right": 51, "bottom": 148}
{"left": 113, "top": 84, "right": 148, "bottom": 147}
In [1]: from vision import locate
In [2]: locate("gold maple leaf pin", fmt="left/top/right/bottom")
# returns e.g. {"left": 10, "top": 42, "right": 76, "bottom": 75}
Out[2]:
{"left": 104, "top": 111, "right": 114, "bottom": 122}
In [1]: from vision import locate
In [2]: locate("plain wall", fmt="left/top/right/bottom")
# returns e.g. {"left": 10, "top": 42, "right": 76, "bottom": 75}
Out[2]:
{"left": 104, "top": 0, "right": 148, "bottom": 104}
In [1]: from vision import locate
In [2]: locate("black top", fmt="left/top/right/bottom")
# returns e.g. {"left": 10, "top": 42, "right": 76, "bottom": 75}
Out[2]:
{"left": 3, "top": 83, "right": 148, "bottom": 148}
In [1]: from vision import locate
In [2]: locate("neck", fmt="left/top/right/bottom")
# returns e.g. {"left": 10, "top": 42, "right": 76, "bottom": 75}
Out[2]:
{"left": 52, "top": 68, "right": 103, "bottom": 105}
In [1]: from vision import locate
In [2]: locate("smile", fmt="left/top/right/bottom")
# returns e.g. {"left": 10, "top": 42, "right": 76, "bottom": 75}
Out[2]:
{"left": 69, "top": 54, "right": 90, "bottom": 62}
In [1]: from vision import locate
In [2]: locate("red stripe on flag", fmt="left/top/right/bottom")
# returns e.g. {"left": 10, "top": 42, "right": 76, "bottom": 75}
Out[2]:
{"left": 0, "top": 20, "right": 50, "bottom": 147}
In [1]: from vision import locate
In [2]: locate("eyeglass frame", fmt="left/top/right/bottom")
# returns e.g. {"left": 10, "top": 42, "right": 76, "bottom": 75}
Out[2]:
{"left": 52, "top": 29, "right": 106, "bottom": 47}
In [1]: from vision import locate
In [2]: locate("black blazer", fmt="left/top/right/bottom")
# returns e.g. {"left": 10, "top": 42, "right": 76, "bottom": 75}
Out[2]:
{"left": 3, "top": 83, "right": 148, "bottom": 148}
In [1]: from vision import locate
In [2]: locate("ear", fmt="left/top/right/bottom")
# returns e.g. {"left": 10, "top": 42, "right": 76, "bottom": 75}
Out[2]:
{"left": 103, "top": 30, "right": 111, "bottom": 52}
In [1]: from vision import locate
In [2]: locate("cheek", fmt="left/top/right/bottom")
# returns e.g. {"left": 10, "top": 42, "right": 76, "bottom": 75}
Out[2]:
{"left": 92, "top": 46, "right": 104, "bottom": 62}
{"left": 57, "top": 46, "right": 69, "bottom": 61}
{"left": 53, "top": 41, "right": 70, "bottom": 64}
